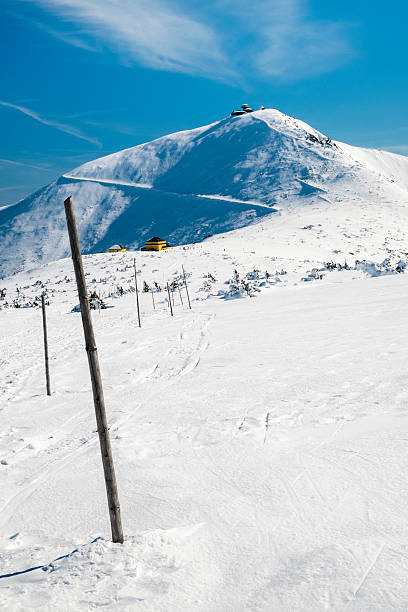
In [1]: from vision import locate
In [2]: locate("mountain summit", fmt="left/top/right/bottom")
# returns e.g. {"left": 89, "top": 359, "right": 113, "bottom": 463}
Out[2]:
{"left": 1, "top": 108, "right": 408, "bottom": 277}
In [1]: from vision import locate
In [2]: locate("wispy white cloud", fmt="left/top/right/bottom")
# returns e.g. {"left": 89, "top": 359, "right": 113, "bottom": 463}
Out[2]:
{"left": 23, "top": 0, "right": 352, "bottom": 82}
{"left": 26, "top": 0, "right": 235, "bottom": 81}
{"left": 0, "top": 100, "right": 101, "bottom": 146}
{"left": 35, "top": 21, "right": 97, "bottom": 51}
{"left": 0, "top": 158, "right": 51, "bottom": 171}
{"left": 215, "top": 0, "right": 352, "bottom": 79}
{"left": 256, "top": 1, "right": 352, "bottom": 79}
{"left": 0, "top": 185, "right": 29, "bottom": 192}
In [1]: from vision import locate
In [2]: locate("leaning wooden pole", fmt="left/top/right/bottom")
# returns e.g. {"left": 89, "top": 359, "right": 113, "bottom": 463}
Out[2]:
{"left": 64, "top": 196, "right": 124, "bottom": 544}
{"left": 182, "top": 265, "right": 191, "bottom": 309}
{"left": 133, "top": 258, "right": 141, "bottom": 328}
{"left": 167, "top": 282, "right": 174, "bottom": 317}
{"left": 41, "top": 293, "right": 51, "bottom": 396}
{"left": 151, "top": 289, "right": 156, "bottom": 310}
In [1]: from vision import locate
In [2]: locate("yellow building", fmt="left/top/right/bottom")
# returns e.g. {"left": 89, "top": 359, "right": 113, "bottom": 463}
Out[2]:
{"left": 141, "top": 237, "right": 172, "bottom": 252}
{"left": 108, "top": 244, "right": 126, "bottom": 253}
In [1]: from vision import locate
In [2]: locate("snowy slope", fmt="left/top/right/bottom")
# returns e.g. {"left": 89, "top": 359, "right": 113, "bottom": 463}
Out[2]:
{"left": 2, "top": 108, "right": 408, "bottom": 278}
{"left": 2, "top": 242, "right": 408, "bottom": 609}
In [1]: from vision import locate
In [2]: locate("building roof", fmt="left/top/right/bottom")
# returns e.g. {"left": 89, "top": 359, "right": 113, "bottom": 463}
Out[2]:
{"left": 109, "top": 244, "right": 123, "bottom": 250}
{"left": 231, "top": 104, "right": 254, "bottom": 116}
{"left": 146, "top": 237, "right": 166, "bottom": 243}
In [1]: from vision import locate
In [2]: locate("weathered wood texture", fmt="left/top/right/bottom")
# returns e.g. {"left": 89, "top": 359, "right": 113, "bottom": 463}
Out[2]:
{"left": 41, "top": 293, "right": 51, "bottom": 396}
{"left": 133, "top": 259, "right": 142, "bottom": 328}
{"left": 167, "top": 282, "right": 174, "bottom": 317}
{"left": 64, "top": 196, "right": 124, "bottom": 544}
{"left": 182, "top": 265, "right": 192, "bottom": 309}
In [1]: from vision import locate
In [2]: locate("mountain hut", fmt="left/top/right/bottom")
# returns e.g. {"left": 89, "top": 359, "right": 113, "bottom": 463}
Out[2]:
{"left": 141, "top": 237, "right": 172, "bottom": 252}
{"left": 108, "top": 244, "right": 126, "bottom": 253}
{"left": 231, "top": 103, "right": 254, "bottom": 117}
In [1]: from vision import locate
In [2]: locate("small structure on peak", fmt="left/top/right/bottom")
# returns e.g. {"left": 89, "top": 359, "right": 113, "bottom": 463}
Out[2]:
{"left": 231, "top": 103, "right": 254, "bottom": 117}
{"left": 141, "top": 237, "right": 172, "bottom": 252}
{"left": 108, "top": 244, "right": 126, "bottom": 253}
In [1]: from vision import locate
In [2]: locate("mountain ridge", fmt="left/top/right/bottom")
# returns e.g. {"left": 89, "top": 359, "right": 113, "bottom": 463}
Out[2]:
{"left": 1, "top": 108, "right": 408, "bottom": 278}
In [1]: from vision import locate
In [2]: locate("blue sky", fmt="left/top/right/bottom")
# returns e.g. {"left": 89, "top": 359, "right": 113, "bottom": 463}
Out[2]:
{"left": 1, "top": 0, "right": 407, "bottom": 206}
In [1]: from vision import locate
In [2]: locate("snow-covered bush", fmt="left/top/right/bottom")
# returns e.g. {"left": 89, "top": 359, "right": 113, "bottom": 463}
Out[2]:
{"left": 355, "top": 260, "right": 395, "bottom": 277}
{"left": 218, "top": 269, "right": 265, "bottom": 299}
{"left": 301, "top": 268, "right": 323, "bottom": 282}
{"left": 72, "top": 291, "right": 108, "bottom": 312}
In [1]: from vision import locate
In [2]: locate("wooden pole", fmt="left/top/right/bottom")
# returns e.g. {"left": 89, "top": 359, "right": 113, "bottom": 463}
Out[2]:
{"left": 167, "top": 282, "right": 173, "bottom": 317}
{"left": 177, "top": 284, "right": 184, "bottom": 306}
{"left": 151, "top": 289, "right": 156, "bottom": 310}
{"left": 182, "top": 265, "right": 191, "bottom": 309}
{"left": 64, "top": 196, "right": 124, "bottom": 544}
{"left": 171, "top": 285, "right": 175, "bottom": 308}
{"left": 133, "top": 258, "right": 141, "bottom": 328}
{"left": 41, "top": 293, "right": 51, "bottom": 396}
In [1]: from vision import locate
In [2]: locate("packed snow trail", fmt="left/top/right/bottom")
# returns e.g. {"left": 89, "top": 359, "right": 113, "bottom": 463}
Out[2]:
{"left": 2, "top": 265, "right": 408, "bottom": 609}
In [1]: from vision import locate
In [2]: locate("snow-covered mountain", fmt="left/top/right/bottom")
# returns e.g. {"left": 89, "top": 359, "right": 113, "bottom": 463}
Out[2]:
{"left": 3, "top": 109, "right": 408, "bottom": 611}
{"left": 1, "top": 108, "right": 408, "bottom": 278}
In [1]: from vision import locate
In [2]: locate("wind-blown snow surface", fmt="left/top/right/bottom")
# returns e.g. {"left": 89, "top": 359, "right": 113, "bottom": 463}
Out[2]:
{"left": 2, "top": 108, "right": 408, "bottom": 278}
{"left": 2, "top": 215, "right": 408, "bottom": 609}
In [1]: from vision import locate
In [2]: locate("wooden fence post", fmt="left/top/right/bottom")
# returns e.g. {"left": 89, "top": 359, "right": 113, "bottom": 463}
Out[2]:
{"left": 167, "top": 282, "right": 174, "bottom": 317}
{"left": 151, "top": 289, "right": 156, "bottom": 310}
{"left": 133, "top": 259, "right": 141, "bottom": 328}
{"left": 41, "top": 293, "right": 51, "bottom": 396}
{"left": 64, "top": 196, "right": 124, "bottom": 544}
{"left": 182, "top": 265, "right": 191, "bottom": 309}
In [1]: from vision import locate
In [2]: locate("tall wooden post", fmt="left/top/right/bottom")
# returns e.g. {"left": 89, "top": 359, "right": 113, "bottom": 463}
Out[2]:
{"left": 167, "top": 282, "right": 174, "bottom": 317}
{"left": 64, "top": 196, "right": 124, "bottom": 544}
{"left": 182, "top": 265, "right": 191, "bottom": 309}
{"left": 151, "top": 289, "right": 156, "bottom": 310}
{"left": 41, "top": 294, "right": 51, "bottom": 396}
{"left": 133, "top": 258, "right": 141, "bottom": 328}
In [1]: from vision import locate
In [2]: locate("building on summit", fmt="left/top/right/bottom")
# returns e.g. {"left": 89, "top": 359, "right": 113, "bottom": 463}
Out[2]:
{"left": 230, "top": 103, "right": 254, "bottom": 117}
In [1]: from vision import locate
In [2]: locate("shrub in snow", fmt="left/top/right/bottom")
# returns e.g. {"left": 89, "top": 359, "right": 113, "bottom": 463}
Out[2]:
{"left": 72, "top": 291, "right": 108, "bottom": 312}
{"left": 355, "top": 260, "right": 395, "bottom": 277}
{"left": 301, "top": 268, "right": 323, "bottom": 282}
{"left": 200, "top": 273, "right": 217, "bottom": 294}
{"left": 200, "top": 279, "right": 214, "bottom": 293}
{"left": 204, "top": 272, "right": 216, "bottom": 282}
{"left": 219, "top": 269, "right": 261, "bottom": 299}
{"left": 246, "top": 269, "right": 261, "bottom": 280}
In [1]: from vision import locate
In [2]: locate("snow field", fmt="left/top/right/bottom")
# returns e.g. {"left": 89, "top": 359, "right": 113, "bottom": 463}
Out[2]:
{"left": 2, "top": 235, "right": 408, "bottom": 609}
